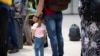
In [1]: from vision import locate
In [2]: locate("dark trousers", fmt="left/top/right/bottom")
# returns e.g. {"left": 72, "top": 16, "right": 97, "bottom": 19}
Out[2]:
{"left": 0, "top": 6, "right": 9, "bottom": 56}
{"left": 7, "top": 10, "right": 18, "bottom": 49}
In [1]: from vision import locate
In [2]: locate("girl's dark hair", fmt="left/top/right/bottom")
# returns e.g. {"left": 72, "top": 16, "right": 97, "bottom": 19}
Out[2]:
{"left": 37, "top": 14, "right": 44, "bottom": 28}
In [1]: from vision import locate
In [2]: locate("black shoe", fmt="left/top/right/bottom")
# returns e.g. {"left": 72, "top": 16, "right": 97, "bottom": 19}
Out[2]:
{"left": 44, "top": 43, "right": 48, "bottom": 48}
{"left": 8, "top": 48, "right": 19, "bottom": 54}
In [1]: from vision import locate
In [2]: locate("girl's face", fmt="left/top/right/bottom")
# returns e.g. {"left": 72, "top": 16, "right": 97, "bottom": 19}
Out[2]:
{"left": 33, "top": 17, "right": 38, "bottom": 23}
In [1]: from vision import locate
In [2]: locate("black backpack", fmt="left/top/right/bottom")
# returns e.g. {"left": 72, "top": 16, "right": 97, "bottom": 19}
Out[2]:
{"left": 45, "top": 0, "right": 71, "bottom": 12}
{"left": 81, "top": 0, "right": 100, "bottom": 22}
{"left": 69, "top": 24, "right": 81, "bottom": 41}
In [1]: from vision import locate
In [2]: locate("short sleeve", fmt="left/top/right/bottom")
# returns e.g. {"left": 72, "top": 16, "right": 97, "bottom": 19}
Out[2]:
{"left": 31, "top": 23, "right": 38, "bottom": 30}
{"left": 43, "top": 24, "right": 47, "bottom": 31}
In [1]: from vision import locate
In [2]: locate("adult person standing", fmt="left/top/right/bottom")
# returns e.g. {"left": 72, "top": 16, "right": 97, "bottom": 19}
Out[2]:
{"left": 0, "top": 0, "right": 12, "bottom": 56}
{"left": 33, "top": 0, "right": 71, "bottom": 56}
{"left": 23, "top": 0, "right": 37, "bottom": 45}
{"left": 7, "top": 5, "right": 19, "bottom": 53}
{"left": 78, "top": 0, "right": 100, "bottom": 56}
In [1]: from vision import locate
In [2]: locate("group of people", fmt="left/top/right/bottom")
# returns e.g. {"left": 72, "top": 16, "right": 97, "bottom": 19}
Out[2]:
{"left": 0, "top": 0, "right": 100, "bottom": 56}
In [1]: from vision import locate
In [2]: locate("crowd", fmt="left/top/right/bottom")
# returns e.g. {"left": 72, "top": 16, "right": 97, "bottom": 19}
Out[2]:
{"left": 0, "top": 0, "right": 100, "bottom": 56}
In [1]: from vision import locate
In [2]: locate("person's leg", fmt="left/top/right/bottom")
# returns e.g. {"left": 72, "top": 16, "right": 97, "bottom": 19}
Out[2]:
{"left": 34, "top": 38, "right": 40, "bottom": 56}
{"left": 0, "top": 6, "right": 9, "bottom": 56}
{"left": 9, "top": 10, "right": 19, "bottom": 49}
{"left": 40, "top": 38, "right": 44, "bottom": 56}
{"left": 56, "top": 12, "right": 64, "bottom": 56}
{"left": 45, "top": 14, "right": 58, "bottom": 56}
{"left": 7, "top": 10, "right": 19, "bottom": 53}
{"left": 23, "top": 15, "right": 32, "bottom": 45}
{"left": 34, "top": 48, "right": 39, "bottom": 56}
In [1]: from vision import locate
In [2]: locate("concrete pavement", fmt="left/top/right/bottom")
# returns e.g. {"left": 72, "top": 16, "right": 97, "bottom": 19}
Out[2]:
{"left": 8, "top": 15, "right": 81, "bottom": 56}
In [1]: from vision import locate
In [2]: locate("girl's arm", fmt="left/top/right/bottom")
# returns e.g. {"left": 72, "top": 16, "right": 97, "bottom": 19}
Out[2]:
{"left": 43, "top": 30, "right": 47, "bottom": 43}
{"left": 44, "top": 30, "right": 47, "bottom": 38}
{"left": 32, "top": 29, "right": 35, "bottom": 39}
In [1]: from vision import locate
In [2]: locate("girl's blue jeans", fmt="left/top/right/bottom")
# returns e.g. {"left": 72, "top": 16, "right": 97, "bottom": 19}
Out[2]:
{"left": 33, "top": 37, "right": 44, "bottom": 56}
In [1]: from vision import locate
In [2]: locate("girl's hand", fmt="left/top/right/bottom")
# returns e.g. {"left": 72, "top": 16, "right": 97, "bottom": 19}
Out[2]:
{"left": 33, "top": 16, "right": 38, "bottom": 22}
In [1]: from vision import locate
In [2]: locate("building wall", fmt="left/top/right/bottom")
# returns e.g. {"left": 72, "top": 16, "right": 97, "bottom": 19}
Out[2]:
{"left": 62, "top": 0, "right": 79, "bottom": 14}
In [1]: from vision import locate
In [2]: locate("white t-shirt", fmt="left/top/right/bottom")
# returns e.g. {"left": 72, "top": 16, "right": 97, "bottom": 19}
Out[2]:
{"left": 32, "top": 23, "right": 46, "bottom": 38}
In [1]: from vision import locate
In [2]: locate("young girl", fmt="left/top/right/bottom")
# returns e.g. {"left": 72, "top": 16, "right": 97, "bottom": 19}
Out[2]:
{"left": 31, "top": 15, "right": 47, "bottom": 56}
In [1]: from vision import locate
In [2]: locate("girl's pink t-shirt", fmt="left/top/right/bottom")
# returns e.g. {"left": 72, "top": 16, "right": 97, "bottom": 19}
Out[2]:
{"left": 32, "top": 23, "right": 46, "bottom": 38}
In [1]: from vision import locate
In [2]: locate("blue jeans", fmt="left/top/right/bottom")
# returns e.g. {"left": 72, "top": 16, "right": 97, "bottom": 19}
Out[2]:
{"left": 34, "top": 37, "right": 44, "bottom": 56}
{"left": 45, "top": 12, "right": 64, "bottom": 56}
{"left": 7, "top": 10, "right": 18, "bottom": 49}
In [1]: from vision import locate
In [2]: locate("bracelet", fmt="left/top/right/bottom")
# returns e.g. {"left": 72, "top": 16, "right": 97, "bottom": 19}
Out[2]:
{"left": 34, "top": 15, "right": 39, "bottom": 18}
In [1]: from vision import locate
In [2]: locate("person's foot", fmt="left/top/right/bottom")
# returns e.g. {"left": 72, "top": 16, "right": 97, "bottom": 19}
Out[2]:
{"left": 24, "top": 42, "right": 32, "bottom": 46}
{"left": 8, "top": 48, "right": 19, "bottom": 54}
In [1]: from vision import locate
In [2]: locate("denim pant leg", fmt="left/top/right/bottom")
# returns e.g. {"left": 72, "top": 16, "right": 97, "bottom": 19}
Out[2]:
{"left": 40, "top": 39, "right": 44, "bottom": 56}
{"left": 56, "top": 12, "right": 64, "bottom": 56}
{"left": 45, "top": 12, "right": 64, "bottom": 56}
{"left": 34, "top": 48, "right": 39, "bottom": 56}
{"left": 8, "top": 10, "right": 19, "bottom": 49}
{"left": 34, "top": 37, "right": 44, "bottom": 56}
{"left": 45, "top": 15, "right": 58, "bottom": 56}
